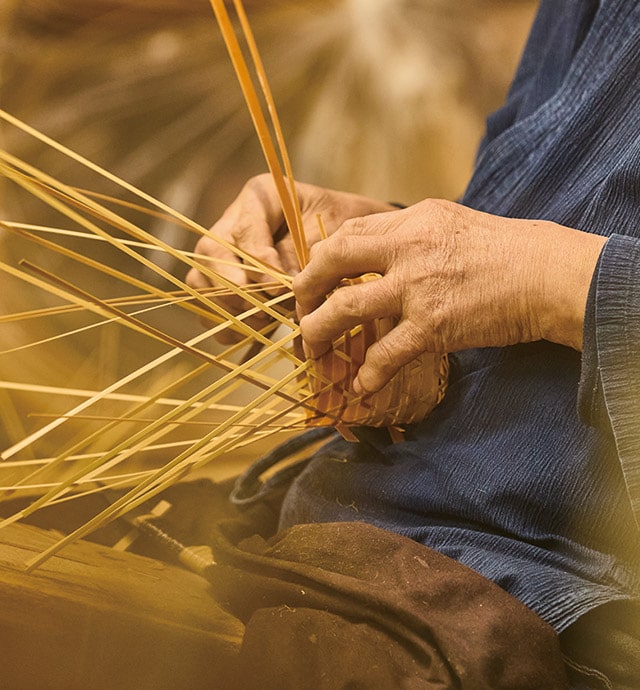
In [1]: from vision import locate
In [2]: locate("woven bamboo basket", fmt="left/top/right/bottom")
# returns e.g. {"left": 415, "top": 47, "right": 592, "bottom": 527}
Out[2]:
{"left": 306, "top": 275, "right": 448, "bottom": 435}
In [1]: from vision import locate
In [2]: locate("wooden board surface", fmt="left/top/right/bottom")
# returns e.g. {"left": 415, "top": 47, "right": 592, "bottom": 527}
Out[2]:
{"left": 0, "top": 522, "right": 243, "bottom": 690}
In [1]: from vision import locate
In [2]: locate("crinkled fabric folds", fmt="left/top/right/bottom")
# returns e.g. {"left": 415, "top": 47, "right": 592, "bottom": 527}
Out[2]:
{"left": 204, "top": 518, "right": 569, "bottom": 690}
{"left": 279, "top": 0, "right": 640, "bottom": 640}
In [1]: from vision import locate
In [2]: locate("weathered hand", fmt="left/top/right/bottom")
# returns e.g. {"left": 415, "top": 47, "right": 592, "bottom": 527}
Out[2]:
{"left": 293, "top": 198, "right": 607, "bottom": 393}
{"left": 185, "top": 173, "right": 395, "bottom": 340}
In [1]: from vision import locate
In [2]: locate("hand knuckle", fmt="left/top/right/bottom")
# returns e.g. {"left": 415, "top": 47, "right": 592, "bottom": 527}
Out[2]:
{"left": 195, "top": 235, "right": 215, "bottom": 254}
{"left": 341, "top": 216, "right": 367, "bottom": 236}
{"left": 244, "top": 173, "right": 269, "bottom": 193}
{"left": 332, "top": 287, "right": 362, "bottom": 318}
{"left": 308, "top": 241, "right": 322, "bottom": 260}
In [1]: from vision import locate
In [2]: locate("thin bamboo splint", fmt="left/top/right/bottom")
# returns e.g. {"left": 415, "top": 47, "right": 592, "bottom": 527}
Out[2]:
{"left": 0, "top": 0, "right": 448, "bottom": 566}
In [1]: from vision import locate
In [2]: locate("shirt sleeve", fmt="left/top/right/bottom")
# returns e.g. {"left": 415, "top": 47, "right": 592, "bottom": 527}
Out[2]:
{"left": 578, "top": 234, "right": 640, "bottom": 532}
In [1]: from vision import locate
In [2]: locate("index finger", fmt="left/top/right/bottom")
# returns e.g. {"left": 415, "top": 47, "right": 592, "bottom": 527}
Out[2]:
{"left": 293, "top": 233, "right": 390, "bottom": 314}
{"left": 187, "top": 229, "right": 247, "bottom": 288}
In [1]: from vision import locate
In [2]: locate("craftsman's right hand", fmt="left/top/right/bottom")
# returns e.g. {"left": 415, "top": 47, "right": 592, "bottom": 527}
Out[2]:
{"left": 185, "top": 173, "right": 395, "bottom": 341}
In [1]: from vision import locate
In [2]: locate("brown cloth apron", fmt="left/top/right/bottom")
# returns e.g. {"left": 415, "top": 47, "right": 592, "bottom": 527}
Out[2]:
{"left": 204, "top": 515, "right": 570, "bottom": 689}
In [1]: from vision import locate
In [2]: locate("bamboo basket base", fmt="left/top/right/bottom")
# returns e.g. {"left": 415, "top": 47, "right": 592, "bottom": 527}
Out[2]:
{"left": 0, "top": 522, "right": 243, "bottom": 690}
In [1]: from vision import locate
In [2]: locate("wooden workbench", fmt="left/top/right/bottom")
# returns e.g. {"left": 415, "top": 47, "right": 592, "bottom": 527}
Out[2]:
{"left": 0, "top": 522, "right": 243, "bottom": 690}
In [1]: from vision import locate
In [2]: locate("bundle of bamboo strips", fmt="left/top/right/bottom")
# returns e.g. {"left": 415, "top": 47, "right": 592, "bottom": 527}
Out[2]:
{"left": 0, "top": 96, "right": 446, "bottom": 567}
{"left": 0, "top": 1, "right": 447, "bottom": 568}
{"left": 0, "top": 0, "right": 537, "bottom": 566}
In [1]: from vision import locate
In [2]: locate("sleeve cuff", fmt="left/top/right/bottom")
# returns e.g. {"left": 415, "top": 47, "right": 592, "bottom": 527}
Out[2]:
{"left": 578, "top": 233, "right": 640, "bottom": 530}
{"left": 577, "top": 244, "right": 607, "bottom": 428}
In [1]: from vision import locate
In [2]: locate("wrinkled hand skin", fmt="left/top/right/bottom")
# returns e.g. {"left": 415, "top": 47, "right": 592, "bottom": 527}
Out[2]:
{"left": 185, "top": 174, "right": 395, "bottom": 342}
{"left": 293, "top": 198, "right": 607, "bottom": 395}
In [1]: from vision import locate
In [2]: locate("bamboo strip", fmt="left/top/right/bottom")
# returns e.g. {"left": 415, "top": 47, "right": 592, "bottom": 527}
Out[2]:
{"left": 3, "top": 221, "right": 274, "bottom": 305}
{"left": 20, "top": 260, "right": 226, "bottom": 367}
{"left": 0, "top": 123, "right": 293, "bottom": 291}
{"left": 0, "top": 381, "right": 297, "bottom": 419}
{"left": 0, "top": 287, "right": 213, "bottom": 358}
{"left": 4, "top": 251, "right": 300, "bottom": 403}
{"left": 0, "top": 291, "right": 289, "bottom": 461}
{"left": 1, "top": 360, "right": 212, "bottom": 495}
{"left": 23, "top": 170, "right": 293, "bottom": 293}
{"left": 0, "top": 281, "right": 281, "bottom": 326}
{"left": 0, "top": 108, "right": 205, "bottom": 233}
{"left": 3, "top": 222, "right": 284, "bottom": 280}
{"left": 1, "top": 159, "right": 295, "bottom": 342}
{"left": 26, "top": 412, "right": 301, "bottom": 429}
{"left": 1, "top": 329, "right": 301, "bottom": 524}
{"left": 208, "top": 0, "right": 306, "bottom": 267}
{"left": 231, "top": 0, "right": 307, "bottom": 266}
{"left": 24, "top": 359, "right": 311, "bottom": 570}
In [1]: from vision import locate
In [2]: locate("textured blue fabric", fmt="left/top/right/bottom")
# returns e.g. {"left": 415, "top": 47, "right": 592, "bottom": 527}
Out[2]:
{"left": 280, "top": 0, "right": 640, "bottom": 633}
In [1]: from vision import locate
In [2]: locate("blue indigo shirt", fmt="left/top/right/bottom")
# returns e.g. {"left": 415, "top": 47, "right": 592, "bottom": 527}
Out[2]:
{"left": 280, "top": 0, "right": 640, "bottom": 632}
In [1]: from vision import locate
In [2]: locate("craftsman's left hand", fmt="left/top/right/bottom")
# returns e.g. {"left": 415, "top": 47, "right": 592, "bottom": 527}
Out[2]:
{"left": 293, "top": 198, "right": 607, "bottom": 394}
{"left": 185, "top": 174, "right": 394, "bottom": 342}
